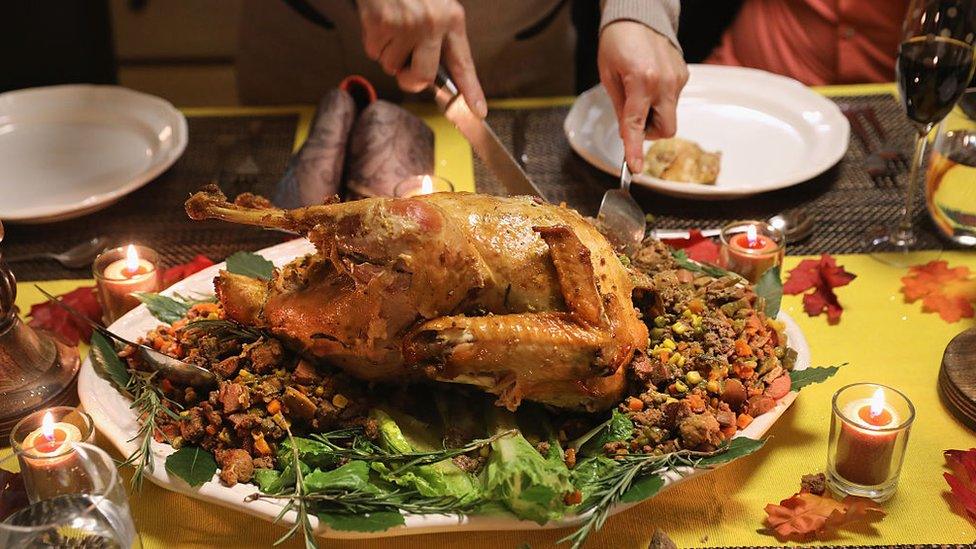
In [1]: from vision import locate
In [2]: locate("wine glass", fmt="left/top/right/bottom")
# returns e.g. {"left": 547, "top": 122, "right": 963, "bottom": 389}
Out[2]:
{"left": 0, "top": 443, "right": 141, "bottom": 548}
{"left": 870, "top": 0, "right": 976, "bottom": 261}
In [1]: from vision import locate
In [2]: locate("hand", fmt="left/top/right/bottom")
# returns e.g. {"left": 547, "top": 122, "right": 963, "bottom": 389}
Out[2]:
{"left": 598, "top": 21, "right": 689, "bottom": 173}
{"left": 357, "top": 0, "right": 487, "bottom": 117}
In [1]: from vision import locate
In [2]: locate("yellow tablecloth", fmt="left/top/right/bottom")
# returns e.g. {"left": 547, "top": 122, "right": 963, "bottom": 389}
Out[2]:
{"left": 16, "top": 250, "right": 976, "bottom": 548}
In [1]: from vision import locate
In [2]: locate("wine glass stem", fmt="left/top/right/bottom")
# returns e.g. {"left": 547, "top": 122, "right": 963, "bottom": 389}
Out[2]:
{"left": 894, "top": 128, "right": 930, "bottom": 244}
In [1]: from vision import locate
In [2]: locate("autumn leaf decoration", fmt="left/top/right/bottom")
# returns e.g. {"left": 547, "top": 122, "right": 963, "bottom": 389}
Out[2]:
{"left": 944, "top": 448, "right": 976, "bottom": 523}
{"left": 28, "top": 286, "right": 102, "bottom": 345}
{"left": 763, "top": 473, "right": 885, "bottom": 541}
{"left": 901, "top": 260, "right": 976, "bottom": 323}
{"left": 660, "top": 229, "right": 721, "bottom": 265}
{"left": 162, "top": 254, "right": 215, "bottom": 287}
{"left": 783, "top": 255, "right": 856, "bottom": 324}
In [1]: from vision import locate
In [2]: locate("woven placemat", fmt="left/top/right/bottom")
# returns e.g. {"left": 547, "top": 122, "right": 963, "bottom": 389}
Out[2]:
{"left": 474, "top": 94, "right": 951, "bottom": 255}
{"left": 3, "top": 114, "right": 299, "bottom": 281}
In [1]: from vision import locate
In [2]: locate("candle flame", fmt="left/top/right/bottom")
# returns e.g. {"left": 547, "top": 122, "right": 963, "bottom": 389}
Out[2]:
{"left": 420, "top": 175, "right": 434, "bottom": 195}
{"left": 869, "top": 387, "right": 885, "bottom": 417}
{"left": 41, "top": 412, "right": 55, "bottom": 439}
{"left": 746, "top": 224, "right": 758, "bottom": 246}
{"left": 125, "top": 244, "right": 140, "bottom": 274}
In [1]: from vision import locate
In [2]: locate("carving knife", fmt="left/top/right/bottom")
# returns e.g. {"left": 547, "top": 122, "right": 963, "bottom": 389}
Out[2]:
{"left": 432, "top": 69, "right": 545, "bottom": 199}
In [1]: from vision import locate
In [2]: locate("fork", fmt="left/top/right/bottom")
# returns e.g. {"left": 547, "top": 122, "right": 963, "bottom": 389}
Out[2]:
{"left": 860, "top": 107, "right": 910, "bottom": 171}
{"left": 841, "top": 106, "right": 899, "bottom": 188}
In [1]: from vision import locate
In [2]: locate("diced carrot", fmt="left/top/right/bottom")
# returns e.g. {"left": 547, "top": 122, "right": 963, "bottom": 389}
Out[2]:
{"left": 733, "top": 362, "right": 754, "bottom": 379}
{"left": 172, "top": 319, "right": 187, "bottom": 330}
{"left": 160, "top": 378, "right": 174, "bottom": 393}
{"left": 734, "top": 339, "right": 753, "bottom": 357}
{"left": 563, "top": 490, "right": 583, "bottom": 506}
{"left": 657, "top": 350, "right": 671, "bottom": 364}
{"left": 192, "top": 302, "right": 219, "bottom": 314}
{"left": 267, "top": 399, "right": 281, "bottom": 415}
{"left": 626, "top": 397, "right": 644, "bottom": 412}
{"left": 688, "top": 298, "right": 705, "bottom": 314}
{"left": 737, "top": 413, "right": 754, "bottom": 429}
{"left": 684, "top": 394, "right": 706, "bottom": 413}
{"left": 721, "top": 425, "right": 737, "bottom": 439}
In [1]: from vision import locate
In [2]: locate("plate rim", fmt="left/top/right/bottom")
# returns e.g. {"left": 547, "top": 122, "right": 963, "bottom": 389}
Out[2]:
{"left": 0, "top": 84, "right": 188, "bottom": 223}
{"left": 563, "top": 64, "right": 850, "bottom": 199}
{"left": 77, "top": 237, "right": 811, "bottom": 539}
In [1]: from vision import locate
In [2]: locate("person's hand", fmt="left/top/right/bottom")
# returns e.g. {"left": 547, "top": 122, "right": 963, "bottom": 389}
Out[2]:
{"left": 598, "top": 21, "right": 688, "bottom": 173}
{"left": 357, "top": 0, "right": 487, "bottom": 117}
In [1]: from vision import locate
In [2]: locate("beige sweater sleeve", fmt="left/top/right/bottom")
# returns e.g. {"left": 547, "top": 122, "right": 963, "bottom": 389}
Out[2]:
{"left": 600, "top": 0, "right": 681, "bottom": 53}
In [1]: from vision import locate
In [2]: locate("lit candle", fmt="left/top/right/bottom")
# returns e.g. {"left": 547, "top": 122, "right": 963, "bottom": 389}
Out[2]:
{"left": 94, "top": 244, "right": 161, "bottom": 324}
{"left": 21, "top": 412, "right": 82, "bottom": 460}
{"left": 393, "top": 175, "right": 455, "bottom": 198}
{"left": 833, "top": 388, "right": 898, "bottom": 486}
{"left": 11, "top": 408, "right": 93, "bottom": 502}
{"left": 719, "top": 221, "right": 785, "bottom": 283}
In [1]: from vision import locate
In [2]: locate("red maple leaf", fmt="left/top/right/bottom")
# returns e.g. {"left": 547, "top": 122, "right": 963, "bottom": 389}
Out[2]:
{"left": 27, "top": 286, "right": 102, "bottom": 345}
{"left": 944, "top": 448, "right": 976, "bottom": 523}
{"left": 661, "top": 229, "right": 721, "bottom": 264}
{"left": 162, "top": 254, "right": 215, "bottom": 288}
{"left": 901, "top": 261, "right": 976, "bottom": 323}
{"left": 783, "top": 255, "right": 856, "bottom": 324}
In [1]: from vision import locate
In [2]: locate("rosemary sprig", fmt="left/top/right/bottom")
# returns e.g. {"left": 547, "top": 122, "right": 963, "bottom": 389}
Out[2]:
{"left": 117, "top": 370, "right": 181, "bottom": 489}
{"left": 308, "top": 427, "right": 516, "bottom": 474}
{"left": 561, "top": 448, "right": 726, "bottom": 549}
{"left": 180, "top": 318, "right": 264, "bottom": 344}
{"left": 268, "top": 428, "right": 318, "bottom": 549}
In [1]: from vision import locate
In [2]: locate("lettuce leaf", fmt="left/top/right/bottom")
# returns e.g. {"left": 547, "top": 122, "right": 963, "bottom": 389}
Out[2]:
{"left": 482, "top": 408, "right": 574, "bottom": 524}
{"left": 369, "top": 408, "right": 478, "bottom": 501}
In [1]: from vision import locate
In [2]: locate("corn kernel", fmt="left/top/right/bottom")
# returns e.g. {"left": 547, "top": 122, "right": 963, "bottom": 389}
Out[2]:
{"left": 673, "top": 380, "right": 688, "bottom": 393}
{"left": 706, "top": 380, "right": 720, "bottom": 393}
{"left": 671, "top": 322, "right": 688, "bottom": 335}
{"left": 685, "top": 371, "right": 702, "bottom": 385}
{"left": 662, "top": 338, "right": 676, "bottom": 350}
{"left": 332, "top": 394, "right": 349, "bottom": 408}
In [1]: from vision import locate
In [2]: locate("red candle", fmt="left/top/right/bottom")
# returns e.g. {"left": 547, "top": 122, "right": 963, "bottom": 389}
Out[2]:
{"left": 834, "top": 388, "right": 898, "bottom": 486}
{"left": 722, "top": 224, "right": 784, "bottom": 283}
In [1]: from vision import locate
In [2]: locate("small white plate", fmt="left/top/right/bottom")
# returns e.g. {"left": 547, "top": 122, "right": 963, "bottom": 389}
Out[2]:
{"left": 0, "top": 85, "right": 187, "bottom": 223}
{"left": 78, "top": 238, "right": 811, "bottom": 540}
{"left": 564, "top": 65, "right": 849, "bottom": 199}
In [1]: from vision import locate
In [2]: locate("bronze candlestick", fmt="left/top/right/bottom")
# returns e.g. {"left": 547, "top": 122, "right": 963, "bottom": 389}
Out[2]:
{"left": 0, "top": 221, "right": 80, "bottom": 444}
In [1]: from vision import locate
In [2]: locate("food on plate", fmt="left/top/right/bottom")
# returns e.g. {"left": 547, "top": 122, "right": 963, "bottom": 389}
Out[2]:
{"left": 642, "top": 137, "right": 721, "bottom": 184}
{"left": 100, "top": 190, "right": 796, "bottom": 545}
{"left": 185, "top": 187, "right": 648, "bottom": 411}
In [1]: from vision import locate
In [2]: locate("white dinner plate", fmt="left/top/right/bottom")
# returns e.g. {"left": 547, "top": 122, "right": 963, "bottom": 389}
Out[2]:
{"left": 0, "top": 85, "right": 187, "bottom": 223}
{"left": 78, "top": 238, "right": 811, "bottom": 540}
{"left": 564, "top": 65, "right": 849, "bottom": 199}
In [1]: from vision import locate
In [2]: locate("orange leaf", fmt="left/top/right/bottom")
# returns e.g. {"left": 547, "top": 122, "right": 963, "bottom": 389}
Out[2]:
{"left": 764, "top": 492, "right": 846, "bottom": 540}
{"left": 901, "top": 260, "right": 976, "bottom": 323}
{"left": 764, "top": 492, "right": 886, "bottom": 541}
{"left": 944, "top": 448, "right": 976, "bottom": 523}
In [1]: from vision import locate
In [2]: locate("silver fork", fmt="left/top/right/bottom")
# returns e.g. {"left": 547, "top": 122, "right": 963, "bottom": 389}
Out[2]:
{"left": 860, "top": 107, "right": 910, "bottom": 171}
{"left": 841, "top": 106, "right": 899, "bottom": 188}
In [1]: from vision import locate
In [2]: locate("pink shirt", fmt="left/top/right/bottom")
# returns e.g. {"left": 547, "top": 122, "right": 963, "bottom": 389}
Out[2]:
{"left": 706, "top": 0, "right": 910, "bottom": 86}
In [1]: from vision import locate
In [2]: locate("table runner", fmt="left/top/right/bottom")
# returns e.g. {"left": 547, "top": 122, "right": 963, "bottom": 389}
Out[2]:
{"left": 474, "top": 93, "right": 951, "bottom": 255}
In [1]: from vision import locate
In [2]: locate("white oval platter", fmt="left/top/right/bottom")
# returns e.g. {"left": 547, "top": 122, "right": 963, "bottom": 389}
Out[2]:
{"left": 78, "top": 237, "right": 811, "bottom": 539}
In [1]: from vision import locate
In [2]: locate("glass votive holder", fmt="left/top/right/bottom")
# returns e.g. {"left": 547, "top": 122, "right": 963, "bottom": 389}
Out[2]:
{"left": 827, "top": 383, "right": 915, "bottom": 502}
{"left": 0, "top": 443, "right": 141, "bottom": 548}
{"left": 719, "top": 220, "right": 785, "bottom": 283}
{"left": 93, "top": 244, "right": 161, "bottom": 325}
{"left": 9, "top": 407, "right": 95, "bottom": 503}
{"left": 393, "top": 175, "right": 455, "bottom": 198}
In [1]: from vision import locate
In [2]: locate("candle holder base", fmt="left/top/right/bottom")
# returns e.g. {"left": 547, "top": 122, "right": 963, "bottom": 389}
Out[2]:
{"left": 827, "top": 465, "right": 898, "bottom": 502}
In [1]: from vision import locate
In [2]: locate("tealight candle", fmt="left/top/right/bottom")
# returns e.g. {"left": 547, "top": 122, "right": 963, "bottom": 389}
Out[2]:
{"left": 9, "top": 407, "right": 94, "bottom": 502}
{"left": 393, "top": 175, "right": 455, "bottom": 198}
{"left": 719, "top": 221, "right": 785, "bottom": 283}
{"left": 94, "top": 244, "right": 161, "bottom": 324}
{"left": 827, "top": 383, "right": 915, "bottom": 502}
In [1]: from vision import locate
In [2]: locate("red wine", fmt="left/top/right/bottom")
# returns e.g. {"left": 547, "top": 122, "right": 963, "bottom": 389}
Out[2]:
{"left": 897, "top": 36, "right": 975, "bottom": 126}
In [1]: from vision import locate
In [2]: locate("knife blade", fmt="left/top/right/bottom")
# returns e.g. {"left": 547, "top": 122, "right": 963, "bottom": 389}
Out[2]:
{"left": 432, "top": 69, "right": 545, "bottom": 199}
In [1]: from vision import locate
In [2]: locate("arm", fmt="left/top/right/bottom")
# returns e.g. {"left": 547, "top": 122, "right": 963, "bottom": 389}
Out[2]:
{"left": 598, "top": 0, "right": 688, "bottom": 172}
